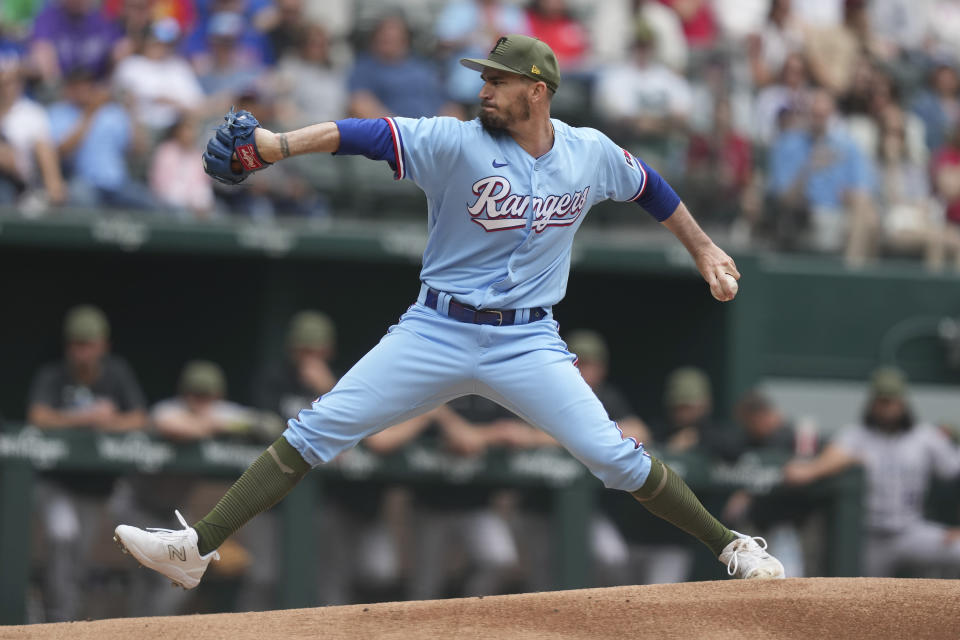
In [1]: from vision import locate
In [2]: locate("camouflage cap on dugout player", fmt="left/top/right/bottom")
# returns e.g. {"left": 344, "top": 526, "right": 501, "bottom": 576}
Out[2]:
{"left": 63, "top": 304, "right": 110, "bottom": 342}
{"left": 286, "top": 311, "right": 336, "bottom": 350}
{"left": 869, "top": 366, "right": 907, "bottom": 399}
{"left": 566, "top": 329, "right": 610, "bottom": 365}
{"left": 179, "top": 360, "right": 227, "bottom": 397}
{"left": 664, "top": 367, "right": 712, "bottom": 407}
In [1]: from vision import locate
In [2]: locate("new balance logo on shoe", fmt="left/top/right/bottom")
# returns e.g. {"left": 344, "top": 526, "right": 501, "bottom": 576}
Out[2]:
{"left": 114, "top": 509, "right": 219, "bottom": 590}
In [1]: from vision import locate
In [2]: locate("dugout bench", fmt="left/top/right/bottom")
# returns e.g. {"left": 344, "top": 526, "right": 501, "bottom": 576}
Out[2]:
{"left": 0, "top": 426, "right": 863, "bottom": 625}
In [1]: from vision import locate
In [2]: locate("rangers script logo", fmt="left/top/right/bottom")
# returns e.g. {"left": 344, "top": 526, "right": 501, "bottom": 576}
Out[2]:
{"left": 467, "top": 176, "right": 590, "bottom": 232}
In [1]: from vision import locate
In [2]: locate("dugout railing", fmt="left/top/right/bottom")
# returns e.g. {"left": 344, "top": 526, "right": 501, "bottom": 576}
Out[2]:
{"left": 0, "top": 425, "right": 865, "bottom": 625}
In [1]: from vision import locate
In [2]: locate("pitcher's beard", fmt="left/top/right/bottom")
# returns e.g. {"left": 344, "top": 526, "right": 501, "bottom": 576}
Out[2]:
{"left": 479, "top": 98, "right": 531, "bottom": 132}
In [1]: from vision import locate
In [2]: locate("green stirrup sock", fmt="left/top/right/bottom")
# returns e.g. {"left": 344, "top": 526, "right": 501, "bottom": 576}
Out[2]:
{"left": 192, "top": 435, "right": 311, "bottom": 556}
{"left": 631, "top": 455, "right": 736, "bottom": 557}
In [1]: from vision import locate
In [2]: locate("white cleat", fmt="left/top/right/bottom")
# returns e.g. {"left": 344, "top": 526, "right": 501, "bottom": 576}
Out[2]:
{"left": 719, "top": 530, "right": 786, "bottom": 580}
{"left": 113, "top": 509, "right": 219, "bottom": 589}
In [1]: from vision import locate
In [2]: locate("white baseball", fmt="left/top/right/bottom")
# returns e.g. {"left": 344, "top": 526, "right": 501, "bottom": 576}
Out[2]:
{"left": 722, "top": 273, "right": 739, "bottom": 299}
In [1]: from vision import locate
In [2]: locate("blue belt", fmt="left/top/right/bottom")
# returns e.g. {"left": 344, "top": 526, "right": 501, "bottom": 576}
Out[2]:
{"left": 424, "top": 288, "right": 547, "bottom": 326}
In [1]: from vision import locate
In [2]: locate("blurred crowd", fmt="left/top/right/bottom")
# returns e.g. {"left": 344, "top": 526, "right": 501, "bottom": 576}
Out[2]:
{"left": 19, "top": 303, "right": 960, "bottom": 622}
{"left": 0, "top": 1, "right": 959, "bottom": 265}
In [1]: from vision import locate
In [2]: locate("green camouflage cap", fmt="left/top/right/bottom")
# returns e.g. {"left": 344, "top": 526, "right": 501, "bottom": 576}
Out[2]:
{"left": 566, "top": 329, "right": 609, "bottom": 365}
{"left": 179, "top": 360, "right": 226, "bottom": 396}
{"left": 64, "top": 305, "right": 110, "bottom": 342}
{"left": 665, "top": 367, "right": 712, "bottom": 407}
{"left": 287, "top": 310, "right": 336, "bottom": 350}
{"left": 461, "top": 34, "right": 561, "bottom": 93}
{"left": 870, "top": 366, "right": 907, "bottom": 399}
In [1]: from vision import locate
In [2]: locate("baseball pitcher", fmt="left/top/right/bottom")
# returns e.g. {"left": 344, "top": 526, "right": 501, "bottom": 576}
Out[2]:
{"left": 114, "top": 35, "right": 784, "bottom": 590}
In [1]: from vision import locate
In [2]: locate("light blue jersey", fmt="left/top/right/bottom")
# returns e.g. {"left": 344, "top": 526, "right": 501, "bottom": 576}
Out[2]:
{"left": 386, "top": 117, "right": 658, "bottom": 310}
{"left": 284, "top": 114, "right": 674, "bottom": 494}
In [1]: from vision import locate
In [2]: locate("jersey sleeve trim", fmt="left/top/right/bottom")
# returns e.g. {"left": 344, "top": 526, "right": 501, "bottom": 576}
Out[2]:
{"left": 627, "top": 161, "right": 649, "bottom": 202}
{"left": 383, "top": 117, "right": 406, "bottom": 180}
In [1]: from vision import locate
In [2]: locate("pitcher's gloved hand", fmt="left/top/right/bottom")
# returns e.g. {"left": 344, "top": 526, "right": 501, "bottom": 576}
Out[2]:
{"left": 202, "top": 108, "right": 271, "bottom": 185}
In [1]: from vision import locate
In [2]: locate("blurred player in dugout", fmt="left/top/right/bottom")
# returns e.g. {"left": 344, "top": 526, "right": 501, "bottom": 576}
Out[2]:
{"left": 709, "top": 389, "right": 820, "bottom": 578}
{"left": 784, "top": 366, "right": 960, "bottom": 577}
{"left": 27, "top": 305, "right": 148, "bottom": 622}
{"left": 116, "top": 360, "right": 283, "bottom": 615}
{"left": 255, "top": 311, "right": 409, "bottom": 604}
{"left": 566, "top": 333, "right": 697, "bottom": 586}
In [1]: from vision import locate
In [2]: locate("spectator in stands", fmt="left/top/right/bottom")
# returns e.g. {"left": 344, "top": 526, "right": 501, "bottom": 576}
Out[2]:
{"left": 1, "top": 0, "right": 44, "bottom": 35}
{"left": 589, "top": 0, "right": 688, "bottom": 72}
{"left": 27, "top": 305, "right": 148, "bottom": 621}
{"left": 124, "top": 360, "right": 282, "bottom": 615}
{"left": 101, "top": 0, "right": 195, "bottom": 34}
{"left": 746, "top": 0, "right": 806, "bottom": 89}
{"left": 911, "top": 61, "right": 960, "bottom": 153}
{"left": 767, "top": 89, "right": 879, "bottom": 264}
{"left": 840, "top": 67, "right": 929, "bottom": 185}
{"left": 524, "top": 0, "right": 589, "bottom": 71}
{"left": 659, "top": 0, "right": 718, "bottom": 51}
{"left": 686, "top": 98, "right": 758, "bottom": 230}
{"left": 48, "top": 70, "right": 159, "bottom": 211}
{"left": 149, "top": 114, "right": 215, "bottom": 218}
{"left": 688, "top": 51, "right": 753, "bottom": 135}
{"left": 348, "top": 14, "right": 461, "bottom": 119}
{"left": 29, "top": 0, "right": 124, "bottom": 87}
{"left": 804, "top": 0, "right": 867, "bottom": 95}
{"left": 753, "top": 51, "right": 813, "bottom": 146}
{"left": 867, "top": 0, "right": 930, "bottom": 63}
{"left": 181, "top": 0, "right": 274, "bottom": 68}
{"left": 196, "top": 12, "right": 263, "bottom": 103}
{"left": 593, "top": 23, "right": 692, "bottom": 168}
{"left": 783, "top": 366, "right": 960, "bottom": 577}
{"left": 835, "top": 58, "right": 872, "bottom": 116}
{"left": 113, "top": 18, "right": 205, "bottom": 135}
{"left": 874, "top": 105, "right": 959, "bottom": 268}
{"left": 789, "top": 0, "right": 843, "bottom": 29}
{"left": 0, "top": 54, "right": 66, "bottom": 210}
{"left": 263, "top": 0, "right": 308, "bottom": 63}
{"left": 927, "top": 0, "right": 960, "bottom": 64}
{"left": 110, "top": 0, "right": 168, "bottom": 65}
{"left": 932, "top": 126, "right": 960, "bottom": 268}
{"left": 274, "top": 22, "right": 348, "bottom": 129}
{"left": 653, "top": 366, "right": 717, "bottom": 453}
{"left": 435, "top": 0, "right": 530, "bottom": 106}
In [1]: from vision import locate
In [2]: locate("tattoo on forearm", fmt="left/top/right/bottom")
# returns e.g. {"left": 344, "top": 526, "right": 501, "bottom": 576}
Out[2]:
{"left": 279, "top": 134, "right": 290, "bottom": 158}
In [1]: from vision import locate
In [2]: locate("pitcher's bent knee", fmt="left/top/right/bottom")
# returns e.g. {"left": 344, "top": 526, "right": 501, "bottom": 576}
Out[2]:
{"left": 584, "top": 445, "right": 653, "bottom": 492}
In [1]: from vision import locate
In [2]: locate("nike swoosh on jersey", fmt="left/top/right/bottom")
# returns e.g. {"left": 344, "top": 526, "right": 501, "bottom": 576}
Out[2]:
{"left": 492, "top": 160, "right": 509, "bottom": 168}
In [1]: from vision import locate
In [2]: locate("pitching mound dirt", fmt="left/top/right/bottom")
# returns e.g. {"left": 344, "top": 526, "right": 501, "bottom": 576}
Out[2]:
{"left": 4, "top": 578, "right": 959, "bottom": 640}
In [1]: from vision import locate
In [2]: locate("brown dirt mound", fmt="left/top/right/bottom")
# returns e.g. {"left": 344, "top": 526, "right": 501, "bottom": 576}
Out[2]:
{"left": 3, "top": 578, "right": 959, "bottom": 640}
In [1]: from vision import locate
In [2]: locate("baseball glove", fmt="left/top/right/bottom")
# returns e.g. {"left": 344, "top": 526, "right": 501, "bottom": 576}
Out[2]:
{"left": 202, "top": 108, "right": 271, "bottom": 185}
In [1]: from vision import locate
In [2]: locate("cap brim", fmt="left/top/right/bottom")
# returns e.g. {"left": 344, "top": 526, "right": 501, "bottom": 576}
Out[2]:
{"left": 460, "top": 57, "right": 526, "bottom": 77}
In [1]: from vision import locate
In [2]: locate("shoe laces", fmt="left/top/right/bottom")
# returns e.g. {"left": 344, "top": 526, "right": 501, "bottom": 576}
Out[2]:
{"left": 726, "top": 535, "right": 768, "bottom": 577}
{"left": 145, "top": 509, "right": 191, "bottom": 535}
{"left": 144, "top": 510, "right": 221, "bottom": 561}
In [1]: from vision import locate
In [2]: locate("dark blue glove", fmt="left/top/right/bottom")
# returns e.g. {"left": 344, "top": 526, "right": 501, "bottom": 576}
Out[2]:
{"left": 202, "top": 108, "right": 271, "bottom": 185}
